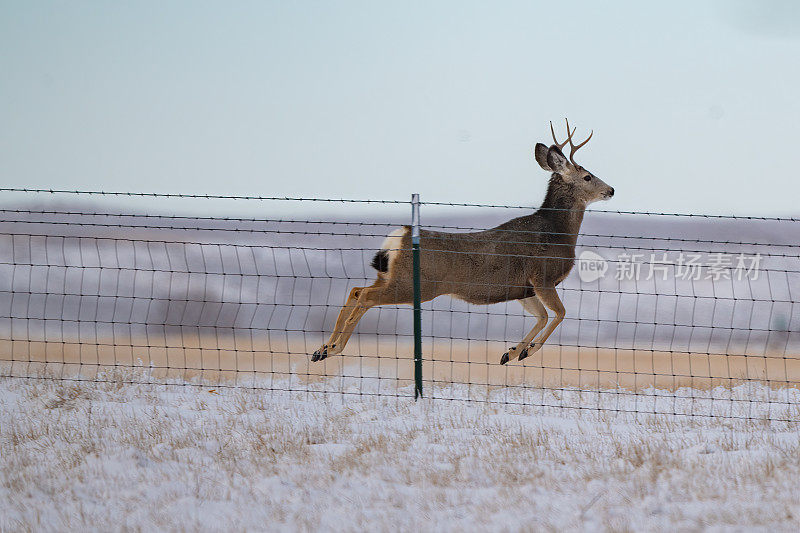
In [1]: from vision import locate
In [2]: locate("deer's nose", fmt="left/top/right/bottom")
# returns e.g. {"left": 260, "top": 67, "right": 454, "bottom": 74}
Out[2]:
{"left": 608, "top": 187, "right": 615, "bottom": 197}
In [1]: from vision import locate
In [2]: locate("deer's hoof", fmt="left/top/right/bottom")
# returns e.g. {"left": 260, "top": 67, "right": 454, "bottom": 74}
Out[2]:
{"left": 312, "top": 346, "right": 328, "bottom": 362}
{"left": 500, "top": 352, "right": 510, "bottom": 365}
{"left": 517, "top": 347, "right": 529, "bottom": 361}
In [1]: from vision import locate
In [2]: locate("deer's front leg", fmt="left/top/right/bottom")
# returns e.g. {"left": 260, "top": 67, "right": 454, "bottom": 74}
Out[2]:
{"left": 500, "top": 295, "right": 548, "bottom": 365}
{"left": 518, "top": 287, "right": 565, "bottom": 360}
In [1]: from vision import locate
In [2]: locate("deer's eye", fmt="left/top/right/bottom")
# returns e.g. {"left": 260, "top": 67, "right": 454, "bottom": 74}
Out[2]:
{"left": 583, "top": 175, "right": 592, "bottom": 182}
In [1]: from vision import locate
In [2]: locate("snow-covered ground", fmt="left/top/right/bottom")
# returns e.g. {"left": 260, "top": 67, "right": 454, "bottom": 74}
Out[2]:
{"left": 2, "top": 371, "right": 800, "bottom": 532}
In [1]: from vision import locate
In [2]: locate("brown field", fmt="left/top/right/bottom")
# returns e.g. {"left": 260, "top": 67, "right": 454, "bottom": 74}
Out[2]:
{"left": 2, "top": 335, "right": 798, "bottom": 392}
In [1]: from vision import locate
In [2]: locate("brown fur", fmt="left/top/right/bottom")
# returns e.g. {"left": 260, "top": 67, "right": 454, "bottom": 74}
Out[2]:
{"left": 312, "top": 135, "right": 614, "bottom": 364}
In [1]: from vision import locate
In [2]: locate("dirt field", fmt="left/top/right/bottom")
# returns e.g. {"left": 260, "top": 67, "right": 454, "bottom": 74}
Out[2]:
{"left": 2, "top": 335, "right": 798, "bottom": 394}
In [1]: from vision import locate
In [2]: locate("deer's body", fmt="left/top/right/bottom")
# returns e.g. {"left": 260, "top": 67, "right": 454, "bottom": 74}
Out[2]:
{"left": 312, "top": 120, "right": 613, "bottom": 364}
{"left": 379, "top": 200, "right": 583, "bottom": 305}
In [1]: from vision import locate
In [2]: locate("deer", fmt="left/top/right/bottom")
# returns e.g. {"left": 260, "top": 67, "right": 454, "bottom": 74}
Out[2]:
{"left": 312, "top": 119, "right": 614, "bottom": 365}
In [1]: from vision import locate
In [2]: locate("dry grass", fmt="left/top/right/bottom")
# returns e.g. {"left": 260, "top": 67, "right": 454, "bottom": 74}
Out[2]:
{"left": 1, "top": 369, "right": 800, "bottom": 531}
{"left": 2, "top": 336, "right": 799, "bottom": 393}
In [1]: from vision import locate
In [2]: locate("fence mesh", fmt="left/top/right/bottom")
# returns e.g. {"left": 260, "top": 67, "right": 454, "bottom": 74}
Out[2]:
{"left": 1, "top": 189, "right": 798, "bottom": 420}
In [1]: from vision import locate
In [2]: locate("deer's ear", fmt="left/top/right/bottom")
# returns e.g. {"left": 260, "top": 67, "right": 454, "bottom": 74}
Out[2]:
{"left": 546, "top": 145, "right": 569, "bottom": 172}
{"left": 534, "top": 143, "right": 551, "bottom": 171}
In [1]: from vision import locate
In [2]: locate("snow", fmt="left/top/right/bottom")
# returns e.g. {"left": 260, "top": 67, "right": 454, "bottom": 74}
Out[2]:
{"left": 2, "top": 371, "right": 800, "bottom": 531}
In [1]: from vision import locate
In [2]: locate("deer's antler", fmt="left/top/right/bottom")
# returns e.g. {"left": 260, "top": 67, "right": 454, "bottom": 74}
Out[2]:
{"left": 550, "top": 120, "right": 575, "bottom": 151}
{"left": 565, "top": 118, "right": 593, "bottom": 167}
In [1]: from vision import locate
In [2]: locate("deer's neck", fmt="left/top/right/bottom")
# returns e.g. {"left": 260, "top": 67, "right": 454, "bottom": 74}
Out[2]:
{"left": 539, "top": 175, "right": 586, "bottom": 246}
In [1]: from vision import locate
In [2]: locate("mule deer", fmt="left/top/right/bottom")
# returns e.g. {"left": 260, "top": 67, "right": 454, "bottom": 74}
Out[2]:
{"left": 312, "top": 120, "right": 614, "bottom": 364}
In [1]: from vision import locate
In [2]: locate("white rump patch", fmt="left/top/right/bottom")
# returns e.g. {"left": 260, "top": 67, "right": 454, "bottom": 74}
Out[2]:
{"left": 380, "top": 227, "right": 407, "bottom": 269}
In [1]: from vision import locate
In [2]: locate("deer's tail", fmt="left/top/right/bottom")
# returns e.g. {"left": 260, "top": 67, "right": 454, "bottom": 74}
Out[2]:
{"left": 370, "top": 226, "right": 409, "bottom": 273}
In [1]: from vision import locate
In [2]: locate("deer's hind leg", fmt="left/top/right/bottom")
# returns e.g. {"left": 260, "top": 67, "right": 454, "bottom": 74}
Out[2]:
{"left": 500, "top": 295, "right": 548, "bottom": 365}
{"left": 312, "top": 286, "right": 365, "bottom": 361}
{"left": 312, "top": 280, "right": 411, "bottom": 361}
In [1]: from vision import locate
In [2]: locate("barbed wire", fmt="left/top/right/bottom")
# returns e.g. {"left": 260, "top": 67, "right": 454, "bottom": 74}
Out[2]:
{"left": 2, "top": 207, "right": 799, "bottom": 250}
{"left": 2, "top": 219, "right": 798, "bottom": 259}
{"left": 0, "top": 188, "right": 411, "bottom": 204}
{"left": 1, "top": 189, "right": 798, "bottom": 421}
{"left": 2, "top": 187, "right": 798, "bottom": 221}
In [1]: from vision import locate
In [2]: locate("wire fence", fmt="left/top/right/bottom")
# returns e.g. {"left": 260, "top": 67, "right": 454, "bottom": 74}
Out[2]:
{"left": 1, "top": 189, "right": 799, "bottom": 420}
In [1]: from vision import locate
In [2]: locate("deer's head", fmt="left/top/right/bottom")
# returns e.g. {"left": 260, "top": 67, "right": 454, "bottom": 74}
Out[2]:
{"left": 534, "top": 119, "right": 614, "bottom": 205}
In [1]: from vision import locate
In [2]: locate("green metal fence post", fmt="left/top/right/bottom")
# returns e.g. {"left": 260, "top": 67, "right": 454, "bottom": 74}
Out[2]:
{"left": 411, "top": 193, "right": 423, "bottom": 399}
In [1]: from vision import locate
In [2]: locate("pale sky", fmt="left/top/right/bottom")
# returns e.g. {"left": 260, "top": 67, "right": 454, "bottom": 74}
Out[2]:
{"left": 2, "top": 1, "right": 800, "bottom": 216}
